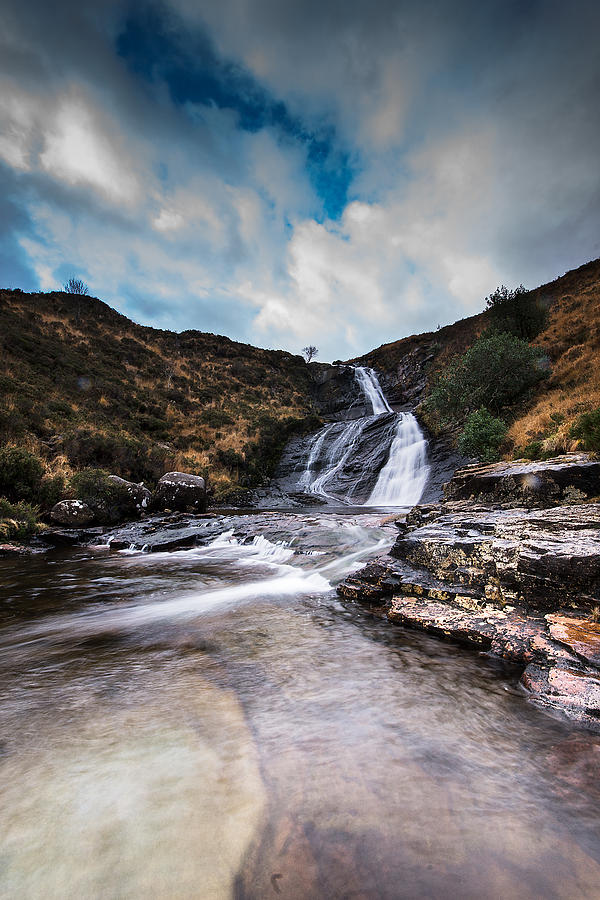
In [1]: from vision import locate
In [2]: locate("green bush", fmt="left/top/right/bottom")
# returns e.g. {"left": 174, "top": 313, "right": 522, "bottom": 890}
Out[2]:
{"left": 200, "top": 408, "right": 235, "bottom": 428}
{"left": 39, "top": 474, "right": 67, "bottom": 509}
{"left": 458, "top": 408, "right": 508, "bottom": 462}
{"left": 485, "top": 285, "right": 547, "bottom": 340}
{"left": 426, "top": 331, "right": 545, "bottom": 425}
{"left": 0, "top": 498, "right": 40, "bottom": 540}
{"left": 70, "top": 468, "right": 133, "bottom": 524}
{"left": 0, "top": 446, "right": 44, "bottom": 502}
{"left": 570, "top": 408, "right": 600, "bottom": 451}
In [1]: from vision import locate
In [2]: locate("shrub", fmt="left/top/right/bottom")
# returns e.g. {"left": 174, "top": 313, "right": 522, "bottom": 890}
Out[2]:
{"left": 39, "top": 474, "right": 67, "bottom": 509}
{"left": 200, "top": 408, "right": 235, "bottom": 428}
{"left": 0, "top": 446, "right": 44, "bottom": 502}
{"left": 426, "top": 331, "right": 546, "bottom": 425}
{"left": 64, "top": 277, "right": 89, "bottom": 295}
{"left": 0, "top": 498, "right": 40, "bottom": 540}
{"left": 485, "top": 285, "right": 547, "bottom": 340}
{"left": 570, "top": 407, "right": 600, "bottom": 452}
{"left": 458, "top": 408, "right": 508, "bottom": 462}
{"left": 70, "top": 468, "right": 133, "bottom": 524}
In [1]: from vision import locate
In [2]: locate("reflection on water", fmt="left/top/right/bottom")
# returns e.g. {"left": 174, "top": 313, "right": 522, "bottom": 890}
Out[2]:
{"left": 1, "top": 511, "right": 600, "bottom": 898}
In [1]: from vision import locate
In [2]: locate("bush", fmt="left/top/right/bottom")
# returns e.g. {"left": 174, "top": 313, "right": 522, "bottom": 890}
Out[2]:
{"left": 485, "top": 285, "right": 547, "bottom": 340}
{"left": 570, "top": 408, "right": 600, "bottom": 452}
{"left": 64, "top": 277, "right": 89, "bottom": 295}
{"left": 426, "top": 331, "right": 546, "bottom": 425}
{"left": 0, "top": 498, "right": 40, "bottom": 540}
{"left": 70, "top": 468, "right": 133, "bottom": 524}
{"left": 0, "top": 446, "right": 44, "bottom": 502}
{"left": 458, "top": 408, "right": 508, "bottom": 462}
{"left": 200, "top": 408, "right": 235, "bottom": 428}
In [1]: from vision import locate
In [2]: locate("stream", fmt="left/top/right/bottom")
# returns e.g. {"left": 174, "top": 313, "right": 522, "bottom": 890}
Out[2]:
{"left": 1, "top": 510, "right": 600, "bottom": 898}
{"left": 2, "top": 368, "right": 600, "bottom": 898}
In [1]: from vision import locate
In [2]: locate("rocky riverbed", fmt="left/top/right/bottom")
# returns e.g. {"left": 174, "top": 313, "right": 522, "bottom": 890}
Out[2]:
{"left": 338, "top": 454, "right": 600, "bottom": 731}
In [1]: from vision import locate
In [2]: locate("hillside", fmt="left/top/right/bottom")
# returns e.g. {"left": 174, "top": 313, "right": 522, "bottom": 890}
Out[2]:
{"left": 0, "top": 289, "right": 321, "bottom": 501}
{"left": 1, "top": 256, "right": 599, "bottom": 522}
{"left": 354, "top": 258, "right": 600, "bottom": 457}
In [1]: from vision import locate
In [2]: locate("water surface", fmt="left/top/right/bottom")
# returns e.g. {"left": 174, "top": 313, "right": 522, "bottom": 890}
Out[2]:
{"left": 1, "top": 511, "right": 600, "bottom": 898}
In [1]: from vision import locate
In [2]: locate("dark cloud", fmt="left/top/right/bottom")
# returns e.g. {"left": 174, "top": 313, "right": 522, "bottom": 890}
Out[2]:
{"left": 1, "top": 0, "right": 599, "bottom": 359}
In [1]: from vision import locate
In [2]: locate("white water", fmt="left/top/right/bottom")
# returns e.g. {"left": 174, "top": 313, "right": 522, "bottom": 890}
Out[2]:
{"left": 298, "top": 365, "right": 429, "bottom": 507}
{"left": 367, "top": 412, "right": 430, "bottom": 506}
{"left": 304, "top": 418, "right": 367, "bottom": 500}
{"left": 352, "top": 366, "right": 392, "bottom": 414}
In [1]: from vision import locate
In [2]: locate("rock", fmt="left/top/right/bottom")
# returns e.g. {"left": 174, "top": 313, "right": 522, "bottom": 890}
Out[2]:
{"left": 443, "top": 453, "right": 600, "bottom": 505}
{"left": 107, "top": 476, "right": 151, "bottom": 517}
{"left": 153, "top": 472, "right": 207, "bottom": 513}
{"left": 100, "top": 513, "right": 223, "bottom": 552}
{"left": 0, "top": 543, "right": 31, "bottom": 557}
{"left": 546, "top": 615, "right": 600, "bottom": 668}
{"left": 521, "top": 663, "right": 600, "bottom": 730}
{"left": 50, "top": 499, "right": 96, "bottom": 526}
{"left": 309, "top": 363, "right": 370, "bottom": 420}
{"left": 272, "top": 413, "right": 399, "bottom": 504}
{"left": 391, "top": 502, "right": 600, "bottom": 608}
{"left": 37, "top": 527, "right": 105, "bottom": 547}
{"left": 337, "top": 492, "right": 600, "bottom": 731}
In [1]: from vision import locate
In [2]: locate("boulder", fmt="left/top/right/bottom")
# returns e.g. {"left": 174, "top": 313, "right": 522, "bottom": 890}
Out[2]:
{"left": 50, "top": 499, "right": 96, "bottom": 526}
{"left": 153, "top": 472, "right": 207, "bottom": 513}
{"left": 106, "top": 475, "right": 151, "bottom": 518}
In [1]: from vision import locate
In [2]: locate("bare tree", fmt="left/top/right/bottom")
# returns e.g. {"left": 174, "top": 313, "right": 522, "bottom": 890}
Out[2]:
{"left": 302, "top": 345, "right": 318, "bottom": 363}
{"left": 64, "top": 277, "right": 89, "bottom": 295}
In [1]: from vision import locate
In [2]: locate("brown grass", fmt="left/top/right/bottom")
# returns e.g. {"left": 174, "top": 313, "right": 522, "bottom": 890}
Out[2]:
{"left": 508, "top": 259, "right": 600, "bottom": 452}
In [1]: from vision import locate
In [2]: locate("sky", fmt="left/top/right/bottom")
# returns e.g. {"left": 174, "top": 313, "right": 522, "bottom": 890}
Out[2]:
{"left": 1, "top": 0, "right": 599, "bottom": 361}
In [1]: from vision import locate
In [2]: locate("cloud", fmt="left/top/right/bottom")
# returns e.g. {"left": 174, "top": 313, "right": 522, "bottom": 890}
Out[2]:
{"left": 1, "top": 0, "right": 600, "bottom": 361}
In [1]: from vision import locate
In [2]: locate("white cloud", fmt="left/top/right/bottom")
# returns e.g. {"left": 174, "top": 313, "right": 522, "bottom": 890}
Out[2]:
{"left": 40, "top": 96, "right": 140, "bottom": 206}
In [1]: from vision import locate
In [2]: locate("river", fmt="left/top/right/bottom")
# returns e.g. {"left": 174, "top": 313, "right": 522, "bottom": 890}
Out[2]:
{"left": 2, "top": 508, "right": 600, "bottom": 899}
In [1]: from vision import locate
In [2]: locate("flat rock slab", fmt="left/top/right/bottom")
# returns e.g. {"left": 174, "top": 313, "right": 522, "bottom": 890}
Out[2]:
{"left": 387, "top": 594, "right": 577, "bottom": 667}
{"left": 392, "top": 503, "right": 600, "bottom": 606}
{"left": 337, "top": 511, "right": 600, "bottom": 730}
{"left": 521, "top": 664, "right": 600, "bottom": 730}
{"left": 443, "top": 453, "right": 600, "bottom": 504}
{"left": 547, "top": 615, "right": 600, "bottom": 668}
{"left": 102, "top": 515, "right": 223, "bottom": 552}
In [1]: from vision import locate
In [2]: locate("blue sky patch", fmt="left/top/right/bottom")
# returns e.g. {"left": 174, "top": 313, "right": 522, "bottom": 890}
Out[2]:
{"left": 116, "top": 3, "right": 353, "bottom": 219}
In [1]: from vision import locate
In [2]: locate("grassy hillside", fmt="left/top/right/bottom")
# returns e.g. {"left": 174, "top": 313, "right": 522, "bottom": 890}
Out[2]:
{"left": 354, "top": 258, "right": 600, "bottom": 458}
{"left": 0, "top": 289, "right": 320, "bottom": 503}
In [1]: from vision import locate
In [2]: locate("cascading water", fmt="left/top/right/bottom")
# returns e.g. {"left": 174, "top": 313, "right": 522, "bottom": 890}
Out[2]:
{"left": 352, "top": 366, "right": 392, "bottom": 415}
{"left": 367, "top": 412, "right": 429, "bottom": 506}
{"left": 297, "top": 366, "right": 429, "bottom": 507}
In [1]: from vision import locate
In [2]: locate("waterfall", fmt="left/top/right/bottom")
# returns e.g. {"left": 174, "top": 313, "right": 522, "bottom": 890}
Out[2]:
{"left": 296, "top": 366, "right": 429, "bottom": 507}
{"left": 352, "top": 366, "right": 392, "bottom": 415}
{"left": 299, "top": 419, "right": 368, "bottom": 501}
{"left": 367, "top": 413, "right": 429, "bottom": 507}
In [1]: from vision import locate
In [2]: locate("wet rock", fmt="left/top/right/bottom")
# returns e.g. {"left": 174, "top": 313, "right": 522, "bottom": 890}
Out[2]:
{"left": 443, "top": 454, "right": 600, "bottom": 505}
{"left": 36, "top": 527, "right": 104, "bottom": 547}
{"left": 521, "top": 664, "right": 600, "bottom": 730}
{"left": 337, "top": 494, "right": 600, "bottom": 730}
{"left": 546, "top": 615, "right": 600, "bottom": 668}
{"left": 273, "top": 413, "right": 398, "bottom": 504}
{"left": 309, "top": 363, "right": 370, "bottom": 420}
{"left": 392, "top": 503, "right": 600, "bottom": 608}
{"left": 108, "top": 539, "right": 130, "bottom": 551}
{"left": 100, "top": 513, "right": 222, "bottom": 552}
{"left": 50, "top": 499, "right": 96, "bottom": 526}
{"left": 153, "top": 472, "right": 207, "bottom": 513}
{"left": 0, "top": 543, "right": 31, "bottom": 557}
